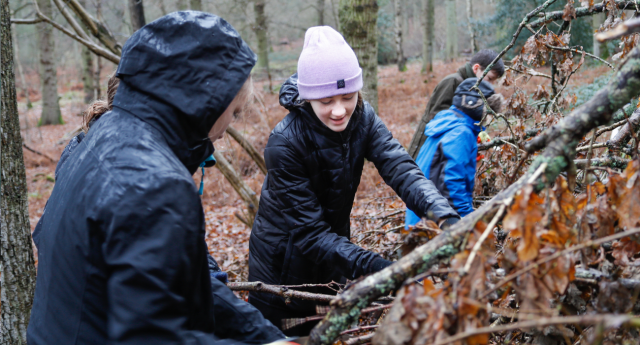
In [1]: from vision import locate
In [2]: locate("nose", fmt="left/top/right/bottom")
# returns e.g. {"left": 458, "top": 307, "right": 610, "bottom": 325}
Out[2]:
{"left": 332, "top": 103, "right": 346, "bottom": 117}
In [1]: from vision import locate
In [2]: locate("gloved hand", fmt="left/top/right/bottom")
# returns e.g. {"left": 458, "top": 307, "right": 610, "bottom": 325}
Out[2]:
{"left": 439, "top": 217, "right": 460, "bottom": 230}
{"left": 208, "top": 254, "right": 228, "bottom": 284}
{"left": 370, "top": 256, "right": 393, "bottom": 273}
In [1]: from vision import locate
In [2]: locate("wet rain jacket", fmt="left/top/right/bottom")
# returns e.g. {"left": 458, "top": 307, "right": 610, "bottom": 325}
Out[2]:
{"left": 248, "top": 74, "right": 459, "bottom": 325}
{"left": 28, "top": 12, "right": 283, "bottom": 345}
{"left": 405, "top": 105, "right": 482, "bottom": 227}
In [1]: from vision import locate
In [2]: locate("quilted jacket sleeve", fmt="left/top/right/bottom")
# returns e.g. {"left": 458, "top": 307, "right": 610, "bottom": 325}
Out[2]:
{"left": 264, "top": 133, "right": 386, "bottom": 279}
{"left": 364, "top": 105, "right": 460, "bottom": 222}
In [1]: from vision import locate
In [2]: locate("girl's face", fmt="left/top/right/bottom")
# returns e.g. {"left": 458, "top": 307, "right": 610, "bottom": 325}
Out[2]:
{"left": 309, "top": 92, "right": 358, "bottom": 132}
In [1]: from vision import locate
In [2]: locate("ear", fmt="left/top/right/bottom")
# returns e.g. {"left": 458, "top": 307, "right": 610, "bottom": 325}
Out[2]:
{"left": 472, "top": 63, "right": 482, "bottom": 74}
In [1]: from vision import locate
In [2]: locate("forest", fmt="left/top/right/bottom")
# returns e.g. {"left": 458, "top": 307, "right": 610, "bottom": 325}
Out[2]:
{"left": 2, "top": 0, "right": 640, "bottom": 344}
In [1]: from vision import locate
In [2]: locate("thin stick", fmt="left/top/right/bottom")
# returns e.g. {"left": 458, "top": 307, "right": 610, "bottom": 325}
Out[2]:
{"left": 433, "top": 314, "right": 640, "bottom": 345}
{"left": 22, "top": 143, "right": 57, "bottom": 163}
{"left": 344, "top": 333, "right": 375, "bottom": 345}
{"left": 227, "top": 281, "right": 335, "bottom": 303}
{"left": 462, "top": 200, "right": 510, "bottom": 274}
{"left": 480, "top": 227, "right": 640, "bottom": 300}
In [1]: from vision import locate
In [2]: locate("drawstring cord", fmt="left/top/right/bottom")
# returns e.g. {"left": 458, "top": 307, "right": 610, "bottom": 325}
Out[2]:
{"left": 199, "top": 155, "right": 217, "bottom": 196}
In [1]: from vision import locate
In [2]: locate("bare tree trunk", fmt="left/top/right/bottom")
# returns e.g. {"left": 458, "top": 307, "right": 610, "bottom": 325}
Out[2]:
{"left": 317, "top": 0, "right": 325, "bottom": 26}
{"left": 81, "top": 46, "right": 95, "bottom": 103}
{"left": 1, "top": 0, "right": 38, "bottom": 341}
{"left": 394, "top": 0, "right": 406, "bottom": 71}
{"left": 37, "top": 0, "right": 62, "bottom": 125}
{"left": 128, "top": 0, "right": 146, "bottom": 32}
{"left": 253, "top": 0, "right": 270, "bottom": 71}
{"left": 253, "top": 0, "right": 272, "bottom": 92}
{"left": 12, "top": 27, "right": 32, "bottom": 111}
{"left": 466, "top": 0, "right": 477, "bottom": 54}
{"left": 445, "top": 0, "right": 457, "bottom": 61}
{"left": 421, "top": 0, "right": 434, "bottom": 72}
{"left": 190, "top": 0, "right": 202, "bottom": 11}
{"left": 339, "top": 0, "right": 379, "bottom": 112}
{"left": 177, "top": 0, "right": 188, "bottom": 11}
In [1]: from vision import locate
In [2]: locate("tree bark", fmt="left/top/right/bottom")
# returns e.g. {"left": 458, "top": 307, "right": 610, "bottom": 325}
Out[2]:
{"left": 394, "top": 0, "right": 406, "bottom": 71}
{"left": 466, "top": 0, "right": 477, "bottom": 54}
{"left": 37, "top": 0, "right": 62, "bottom": 125}
{"left": 339, "top": 0, "right": 379, "bottom": 112}
{"left": 128, "top": 0, "right": 146, "bottom": 32}
{"left": 177, "top": 0, "right": 188, "bottom": 11}
{"left": 253, "top": 0, "right": 270, "bottom": 72}
{"left": 317, "top": 0, "right": 325, "bottom": 26}
{"left": 421, "top": 0, "right": 434, "bottom": 72}
{"left": 81, "top": 46, "right": 95, "bottom": 103}
{"left": 445, "top": 0, "right": 457, "bottom": 61}
{"left": 190, "top": 0, "right": 202, "bottom": 11}
{"left": 307, "top": 44, "right": 640, "bottom": 345}
{"left": 1, "top": 0, "right": 38, "bottom": 341}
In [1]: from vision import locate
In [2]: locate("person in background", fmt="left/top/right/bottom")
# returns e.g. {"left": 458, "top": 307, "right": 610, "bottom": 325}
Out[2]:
{"left": 248, "top": 26, "right": 460, "bottom": 336}
{"left": 28, "top": 12, "right": 285, "bottom": 344}
{"left": 405, "top": 78, "right": 504, "bottom": 228}
{"left": 407, "top": 49, "right": 505, "bottom": 159}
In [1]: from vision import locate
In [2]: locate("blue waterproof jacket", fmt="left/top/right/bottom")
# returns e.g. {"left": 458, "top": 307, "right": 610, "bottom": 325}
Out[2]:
{"left": 406, "top": 106, "right": 482, "bottom": 226}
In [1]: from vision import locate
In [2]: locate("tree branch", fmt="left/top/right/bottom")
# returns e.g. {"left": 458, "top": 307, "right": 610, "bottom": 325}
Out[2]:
{"left": 226, "top": 126, "right": 267, "bottom": 175}
{"left": 212, "top": 151, "right": 259, "bottom": 228}
{"left": 226, "top": 281, "right": 335, "bottom": 303}
{"left": 597, "top": 16, "right": 640, "bottom": 42}
{"left": 530, "top": 1, "right": 640, "bottom": 29}
{"left": 10, "top": 17, "right": 43, "bottom": 24}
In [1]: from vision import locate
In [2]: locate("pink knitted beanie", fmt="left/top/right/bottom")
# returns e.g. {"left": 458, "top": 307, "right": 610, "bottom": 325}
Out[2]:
{"left": 297, "top": 26, "right": 363, "bottom": 100}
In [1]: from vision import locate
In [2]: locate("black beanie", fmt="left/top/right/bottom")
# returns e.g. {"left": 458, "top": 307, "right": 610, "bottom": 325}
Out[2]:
{"left": 452, "top": 77, "right": 495, "bottom": 121}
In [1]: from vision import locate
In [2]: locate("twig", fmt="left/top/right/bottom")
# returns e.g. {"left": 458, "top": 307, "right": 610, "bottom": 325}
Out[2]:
{"left": 11, "top": 17, "right": 43, "bottom": 24}
{"left": 581, "top": 129, "right": 597, "bottom": 185}
{"left": 22, "top": 143, "right": 57, "bottom": 163}
{"left": 340, "top": 325, "right": 379, "bottom": 336}
{"left": 506, "top": 66, "right": 552, "bottom": 79}
{"left": 433, "top": 314, "right": 640, "bottom": 345}
{"left": 462, "top": 200, "right": 510, "bottom": 274}
{"left": 227, "top": 281, "right": 335, "bottom": 303}
{"left": 480, "top": 227, "right": 640, "bottom": 300}
{"left": 344, "top": 333, "right": 374, "bottom": 345}
{"left": 530, "top": 0, "right": 640, "bottom": 29}
{"left": 545, "top": 44, "right": 614, "bottom": 69}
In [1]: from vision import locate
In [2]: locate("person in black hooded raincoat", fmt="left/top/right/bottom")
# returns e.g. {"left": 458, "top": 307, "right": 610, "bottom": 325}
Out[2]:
{"left": 248, "top": 26, "right": 460, "bottom": 335}
{"left": 27, "top": 12, "right": 285, "bottom": 345}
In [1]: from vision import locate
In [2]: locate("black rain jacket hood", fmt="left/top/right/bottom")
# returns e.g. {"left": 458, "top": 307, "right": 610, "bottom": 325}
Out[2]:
{"left": 114, "top": 11, "right": 256, "bottom": 173}
{"left": 28, "top": 12, "right": 285, "bottom": 345}
{"left": 248, "top": 74, "right": 459, "bottom": 323}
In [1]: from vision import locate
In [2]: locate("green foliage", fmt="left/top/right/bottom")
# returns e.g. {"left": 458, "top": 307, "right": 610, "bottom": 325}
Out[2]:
{"left": 475, "top": 0, "right": 593, "bottom": 59}
{"left": 568, "top": 71, "right": 614, "bottom": 109}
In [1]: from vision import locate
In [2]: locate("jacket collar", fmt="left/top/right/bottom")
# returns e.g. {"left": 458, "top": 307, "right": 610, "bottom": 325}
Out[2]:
{"left": 458, "top": 63, "right": 474, "bottom": 80}
{"left": 450, "top": 105, "right": 484, "bottom": 135}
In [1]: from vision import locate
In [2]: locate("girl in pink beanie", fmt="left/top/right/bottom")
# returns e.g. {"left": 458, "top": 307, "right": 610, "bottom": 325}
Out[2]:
{"left": 248, "top": 26, "right": 459, "bottom": 335}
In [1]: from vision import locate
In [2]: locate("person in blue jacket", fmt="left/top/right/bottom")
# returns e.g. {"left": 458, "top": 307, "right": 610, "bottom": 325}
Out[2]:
{"left": 406, "top": 78, "right": 503, "bottom": 227}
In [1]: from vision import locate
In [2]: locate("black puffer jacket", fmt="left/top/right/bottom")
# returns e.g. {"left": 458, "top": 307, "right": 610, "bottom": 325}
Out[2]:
{"left": 28, "top": 12, "right": 283, "bottom": 345}
{"left": 248, "top": 75, "right": 459, "bottom": 320}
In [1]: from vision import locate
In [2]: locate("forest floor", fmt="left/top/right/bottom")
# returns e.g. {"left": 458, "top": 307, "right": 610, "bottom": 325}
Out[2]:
{"left": 17, "top": 58, "right": 611, "bottom": 282}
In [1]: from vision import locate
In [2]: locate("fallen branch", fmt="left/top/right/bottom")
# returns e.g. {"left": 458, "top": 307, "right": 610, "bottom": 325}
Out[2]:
{"left": 226, "top": 281, "right": 335, "bottom": 303}
{"left": 575, "top": 268, "right": 640, "bottom": 290}
{"left": 226, "top": 126, "right": 267, "bottom": 175}
{"left": 308, "top": 45, "right": 640, "bottom": 345}
{"left": 433, "top": 314, "right": 640, "bottom": 345}
{"left": 213, "top": 151, "right": 259, "bottom": 227}
{"left": 22, "top": 143, "right": 57, "bottom": 163}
